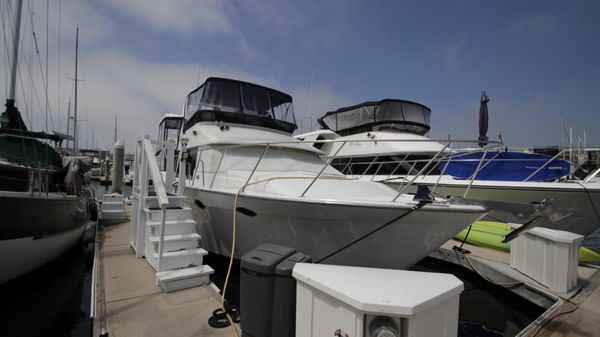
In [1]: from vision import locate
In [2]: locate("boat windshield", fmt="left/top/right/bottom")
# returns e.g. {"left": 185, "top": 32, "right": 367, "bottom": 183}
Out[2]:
{"left": 184, "top": 78, "right": 297, "bottom": 133}
{"left": 319, "top": 100, "right": 431, "bottom": 136}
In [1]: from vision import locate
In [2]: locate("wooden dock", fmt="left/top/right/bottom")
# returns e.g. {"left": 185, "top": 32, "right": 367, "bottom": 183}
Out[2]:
{"left": 435, "top": 240, "right": 600, "bottom": 336}
{"left": 91, "top": 205, "right": 600, "bottom": 336}
{"left": 92, "top": 207, "right": 236, "bottom": 337}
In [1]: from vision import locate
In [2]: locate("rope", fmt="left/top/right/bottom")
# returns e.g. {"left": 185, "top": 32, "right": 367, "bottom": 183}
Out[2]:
{"left": 451, "top": 246, "right": 582, "bottom": 336}
{"left": 316, "top": 200, "right": 429, "bottom": 263}
{"left": 215, "top": 186, "right": 243, "bottom": 337}
{"left": 530, "top": 299, "right": 578, "bottom": 337}
{"left": 213, "top": 174, "right": 362, "bottom": 335}
{"left": 453, "top": 248, "right": 524, "bottom": 289}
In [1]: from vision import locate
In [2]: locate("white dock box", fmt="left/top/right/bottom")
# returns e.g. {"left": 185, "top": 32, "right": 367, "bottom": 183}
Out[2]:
{"left": 292, "top": 263, "right": 463, "bottom": 337}
{"left": 509, "top": 224, "right": 583, "bottom": 293}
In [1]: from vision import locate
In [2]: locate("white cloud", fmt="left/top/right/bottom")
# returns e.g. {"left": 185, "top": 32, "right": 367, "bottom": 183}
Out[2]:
{"left": 290, "top": 82, "right": 353, "bottom": 134}
{"left": 443, "top": 42, "right": 463, "bottom": 68}
{"left": 104, "top": 0, "right": 235, "bottom": 37}
{"left": 507, "top": 13, "right": 555, "bottom": 36}
{"left": 74, "top": 49, "right": 281, "bottom": 150}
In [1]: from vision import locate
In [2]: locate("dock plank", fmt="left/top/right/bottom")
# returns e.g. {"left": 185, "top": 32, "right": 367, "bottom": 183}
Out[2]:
{"left": 95, "top": 206, "right": 235, "bottom": 337}
{"left": 439, "top": 239, "right": 600, "bottom": 337}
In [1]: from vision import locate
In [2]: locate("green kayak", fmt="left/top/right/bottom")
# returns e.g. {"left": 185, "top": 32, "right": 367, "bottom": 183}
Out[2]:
{"left": 455, "top": 221, "right": 600, "bottom": 263}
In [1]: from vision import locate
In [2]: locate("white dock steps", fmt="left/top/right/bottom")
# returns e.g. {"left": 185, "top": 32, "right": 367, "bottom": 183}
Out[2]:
{"left": 147, "top": 219, "right": 196, "bottom": 235}
{"left": 143, "top": 207, "right": 193, "bottom": 221}
{"left": 101, "top": 209, "right": 126, "bottom": 220}
{"left": 156, "top": 265, "right": 214, "bottom": 293}
{"left": 147, "top": 233, "right": 201, "bottom": 253}
{"left": 101, "top": 193, "right": 125, "bottom": 220}
{"left": 147, "top": 233, "right": 201, "bottom": 244}
{"left": 148, "top": 248, "right": 208, "bottom": 270}
{"left": 147, "top": 219, "right": 196, "bottom": 227}
{"left": 151, "top": 247, "right": 208, "bottom": 260}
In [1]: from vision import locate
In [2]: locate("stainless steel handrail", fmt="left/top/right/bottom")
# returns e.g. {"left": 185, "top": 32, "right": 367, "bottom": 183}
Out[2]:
{"left": 523, "top": 149, "right": 567, "bottom": 182}
{"left": 300, "top": 141, "right": 347, "bottom": 197}
{"left": 393, "top": 142, "right": 451, "bottom": 202}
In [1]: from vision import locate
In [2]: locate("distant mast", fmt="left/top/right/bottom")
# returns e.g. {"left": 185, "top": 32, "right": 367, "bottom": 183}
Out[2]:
{"left": 1, "top": 0, "right": 26, "bottom": 130}
{"left": 73, "top": 27, "right": 79, "bottom": 154}
{"left": 7, "top": 0, "right": 23, "bottom": 102}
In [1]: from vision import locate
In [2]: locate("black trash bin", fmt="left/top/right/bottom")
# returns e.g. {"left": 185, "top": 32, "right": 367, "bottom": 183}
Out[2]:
{"left": 240, "top": 243, "right": 296, "bottom": 337}
{"left": 272, "top": 252, "right": 312, "bottom": 337}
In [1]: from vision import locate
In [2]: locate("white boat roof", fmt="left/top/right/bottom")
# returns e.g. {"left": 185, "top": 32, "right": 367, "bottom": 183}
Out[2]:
{"left": 186, "top": 122, "right": 325, "bottom": 155}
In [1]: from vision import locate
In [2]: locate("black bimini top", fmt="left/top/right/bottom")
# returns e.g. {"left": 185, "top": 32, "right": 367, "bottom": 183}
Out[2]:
{"left": 183, "top": 77, "right": 297, "bottom": 134}
{"left": 318, "top": 99, "right": 431, "bottom": 136}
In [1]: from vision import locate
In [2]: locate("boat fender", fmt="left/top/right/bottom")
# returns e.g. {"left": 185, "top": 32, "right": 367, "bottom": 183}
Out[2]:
{"left": 89, "top": 198, "right": 98, "bottom": 221}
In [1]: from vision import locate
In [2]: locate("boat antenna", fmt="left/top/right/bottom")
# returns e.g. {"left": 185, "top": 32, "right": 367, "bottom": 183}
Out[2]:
{"left": 308, "top": 70, "right": 314, "bottom": 125}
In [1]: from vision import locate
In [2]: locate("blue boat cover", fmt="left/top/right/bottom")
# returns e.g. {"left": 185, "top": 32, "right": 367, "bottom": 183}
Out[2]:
{"left": 438, "top": 151, "right": 571, "bottom": 181}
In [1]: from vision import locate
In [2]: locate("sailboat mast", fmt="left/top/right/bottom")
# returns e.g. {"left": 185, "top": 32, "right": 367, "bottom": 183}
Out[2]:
{"left": 73, "top": 27, "right": 79, "bottom": 154}
{"left": 7, "top": 0, "right": 23, "bottom": 102}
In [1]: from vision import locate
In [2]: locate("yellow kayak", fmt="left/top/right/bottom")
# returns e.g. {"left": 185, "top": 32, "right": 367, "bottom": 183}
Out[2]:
{"left": 455, "top": 221, "right": 600, "bottom": 263}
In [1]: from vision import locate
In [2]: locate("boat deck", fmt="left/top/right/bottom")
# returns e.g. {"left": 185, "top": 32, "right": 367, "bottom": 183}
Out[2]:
{"left": 435, "top": 240, "right": 600, "bottom": 336}
{"left": 92, "top": 205, "right": 600, "bottom": 336}
{"left": 92, "top": 207, "right": 235, "bottom": 337}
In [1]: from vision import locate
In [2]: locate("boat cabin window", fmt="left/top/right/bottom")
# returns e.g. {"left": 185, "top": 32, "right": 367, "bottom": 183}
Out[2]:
{"left": 158, "top": 116, "right": 183, "bottom": 143}
{"left": 183, "top": 78, "right": 297, "bottom": 134}
{"left": 203, "top": 80, "right": 241, "bottom": 113}
{"left": 331, "top": 155, "right": 440, "bottom": 176}
{"left": 319, "top": 100, "right": 431, "bottom": 136}
{"left": 242, "top": 83, "right": 271, "bottom": 117}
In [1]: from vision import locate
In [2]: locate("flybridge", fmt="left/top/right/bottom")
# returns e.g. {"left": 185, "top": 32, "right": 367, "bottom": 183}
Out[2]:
{"left": 183, "top": 77, "right": 297, "bottom": 134}
{"left": 319, "top": 99, "right": 432, "bottom": 136}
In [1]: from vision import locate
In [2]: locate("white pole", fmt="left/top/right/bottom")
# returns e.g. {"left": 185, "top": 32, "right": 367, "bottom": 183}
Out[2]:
{"left": 165, "top": 137, "right": 176, "bottom": 193}
{"left": 178, "top": 136, "right": 189, "bottom": 196}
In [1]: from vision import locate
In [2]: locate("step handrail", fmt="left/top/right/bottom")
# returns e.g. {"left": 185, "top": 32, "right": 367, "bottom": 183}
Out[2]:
{"left": 130, "top": 137, "right": 173, "bottom": 271}
{"left": 142, "top": 138, "right": 169, "bottom": 208}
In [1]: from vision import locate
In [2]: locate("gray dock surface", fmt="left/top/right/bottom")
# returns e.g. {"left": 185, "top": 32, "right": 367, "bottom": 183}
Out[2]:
{"left": 93, "top": 208, "right": 235, "bottom": 337}
{"left": 437, "top": 240, "right": 600, "bottom": 336}
{"left": 92, "top": 205, "right": 600, "bottom": 336}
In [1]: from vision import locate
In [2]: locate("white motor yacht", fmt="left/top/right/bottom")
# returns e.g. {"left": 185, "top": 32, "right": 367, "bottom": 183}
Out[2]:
{"left": 297, "top": 99, "right": 600, "bottom": 237}
{"left": 174, "top": 78, "right": 487, "bottom": 269}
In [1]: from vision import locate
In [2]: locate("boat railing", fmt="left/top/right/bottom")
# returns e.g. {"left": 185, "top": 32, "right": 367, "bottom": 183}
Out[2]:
{"left": 190, "top": 136, "right": 597, "bottom": 203}
{"left": 0, "top": 159, "right": 71, "bottom": 195}
{"left": 523, "top": 148, "right": 568, "bottom": 182}
{"left": 131, "top": 135, "right": 188, "bottom": 272}
{"left": 192, "top": 137, "right": 506, "bottom": 202}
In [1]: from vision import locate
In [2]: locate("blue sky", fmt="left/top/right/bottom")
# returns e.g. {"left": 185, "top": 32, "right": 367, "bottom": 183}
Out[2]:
{"left": 2, "top": 0, "right": 599, "bottom": 150}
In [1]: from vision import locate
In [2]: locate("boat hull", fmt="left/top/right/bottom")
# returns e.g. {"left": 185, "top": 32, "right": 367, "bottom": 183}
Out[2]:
{"left": 185, "top": 187, "right": 485, "bottom": 269}
{"left": 0, "top": 192, "right": 90, "bottom": 284}
{"left": 385, "top": 177, "right": 600, "bottom": 236}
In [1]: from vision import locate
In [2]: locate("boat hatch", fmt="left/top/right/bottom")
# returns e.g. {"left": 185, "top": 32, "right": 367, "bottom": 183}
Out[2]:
{"left": 183, "top": 77, "right": 297, "bottom": 134}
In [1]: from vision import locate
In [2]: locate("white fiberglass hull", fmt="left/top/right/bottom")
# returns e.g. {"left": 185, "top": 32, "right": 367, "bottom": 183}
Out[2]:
{"left": 382, "top": 176, "right": 600, "bottom": 236}
{"left": 0, "top": 226, "right": 86, "bottom": 284}
{"left": 0, "top": 191, "right": 90, "bottom": 284}
{"left": 186, "top": 187, "right": 485, "bottom": 269}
